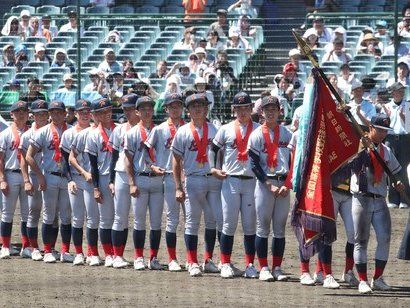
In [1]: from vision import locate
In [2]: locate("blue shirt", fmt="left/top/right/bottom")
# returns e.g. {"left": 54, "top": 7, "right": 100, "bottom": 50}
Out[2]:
{"left": 348, "top": 99, "right": 376, "bottom": 126}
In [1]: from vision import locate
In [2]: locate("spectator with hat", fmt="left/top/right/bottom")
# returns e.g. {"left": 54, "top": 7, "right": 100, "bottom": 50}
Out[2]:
{"left": 51, "top": 48, "right": 75, "bottom": 73}
{"left": 107, "top": 72, "right": 125, "bottom": 105}
{"left": 228, "top": 0, "right": 258, "bottom": 18}
{"left": 19, "top": 77, "right": 46, "bottom": 105}
{"left": 303, "top": 16, "right": 333, "bottom": 44}
{"left": 208, "top": 9, "right": 229, "bottom": 38}
{"left": 375, "top": 20, "right": 388, "bottom": 38}
{"left": 227, "top": 27, "right": 253, "bottom": 54}
{"left": 14, "top": 44, "right": 29, "bottom": 73}
{"left": 83, "top": 68, "right": 105, "bottom": 94}
{"left": 57, "top": 74, "right": 76, "bottom": 93}
{"left": 283, "top": 63, "right": 304, "bottom": 94}
{"left": 98, "top": 48, "right": 122, "bottom": 74}
{"left": 5, "top": 79, "right": 21, "bottom": 92}
{"left": 288, "top": 48, "right": 305, "bottom": 74}
{"left": 195, "top": 47, "right": 210, "bottom": 75}
{"left": 347, "top": 79, "right": 376, "bottom": 126}
{"left": 60, "top": 11, "right": 84, "bottom": 35}
{"left": 41, "top": 15, "right": 58, "bottom": 39}
{"left": 358, "top": 33, "right": 382, "bottom": 59}
{"left": 302, "top": 28, "right": 320, "bottom": 50}
{"left": 324, "top": 26, "right": 346, "bottom": 52}
{"left": 337, "top": 63, "right": 355, "bottom": 96}
{"left": 321, "top": 37, "right": 351, "bottom": 64}
{"left": 1, "top": 16, "right": 24, "bottom": 41}
{"left": 167, "top": 61, "right": 196, "bottom": 85}
{"left": 34, "top": 43, "right": 52, "bottom": 64}
{"left": 174, "top": 27, "right": 196, "bottom": 50}
{"left": 19, "top": 10, "right": 31, "bottom": 38}
{"left": 1, "top": 45, "right": 15, "bottom": 68}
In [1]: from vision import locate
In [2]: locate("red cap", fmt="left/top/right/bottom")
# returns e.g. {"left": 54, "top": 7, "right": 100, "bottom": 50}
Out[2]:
{"left": 283, "top": 63, "right": 297, "bottom": 73}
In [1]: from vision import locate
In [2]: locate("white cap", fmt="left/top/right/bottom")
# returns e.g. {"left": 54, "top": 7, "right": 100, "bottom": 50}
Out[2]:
{"left": 229, "top": 27, "right": 240, "bottom": 38}
{"left": 35, "top": 43, "right": 45, "bottom": 53}
{"left": 195, "top": 47, "right": 206, "bottom": 54}
{"left": 289, "top": 48, "right": 301, "bottom": 57}
{"left": 63, "top": 73, "right": 74, "bottom": 82}
{"left": 351, "top": 79, "right": 363, "bottom": 91}
{"left": 20, "top": 10, "right": 31, "bottom": 18}
{"left": 87, "top": 68, "right": 101, "bottom": 75}
{"left": 195, "top": 77, "right": 206, "bottom": 84}
{"left": 55, "top": 48, "right": 67, "bottom": 55}
{"left": 334, "top": 26, "right": 346, "bottom": 34}
{"left": 103, "top": 48, "right": 114, "bottom": 56}
{"left": 302, "top": 28, "right": 318, "bottom": 39}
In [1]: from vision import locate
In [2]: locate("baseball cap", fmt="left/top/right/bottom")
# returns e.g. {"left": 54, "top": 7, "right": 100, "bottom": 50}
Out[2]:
{"left": 217, "top": 9, "right": 227, "bottom": 15}
{"left": 185, "top": 93, "right": 208, "bottom": 107}
{"left": 194, "top": 77, "right": 206, "bottom": 85}
{"left": 232, "top": 91, "right": 252, "bottom": 106}
{"left": 136, "top": 96, "right": 155, "bottom": 109}
{"left": 63, "top": 73, "right": 74, "bottom": 82}
{"left": 35, "top": 42, "right": 46, "bottom": 53}
{"left": 229, "top": 27, "right": 240, "bottom": 38}
{"left": 10, "top": 100, "right": 28, "bottom": 112}
{"left": 370, "top": 114, "right": 391, "bottom": 131}
{"left": 6, "top": 79, "right": 20, "bottom": 87}
{"left": 20, "top": 10, "right": 31, "bottom": 18}
{"left": 42, "top": 14, "right": 51, "bottom": 20}
{"left": 103, "top": 48, "right": 115, "bottom": 56}
{"left": 288, "top": 48, "right": 301, "bottom": 57}
{"left": 351, "top": 79, "right": 363, "bottom": 91}
{"left": 2, "top": 44, "right": 13, "bottom": 52}
{"left": 261, "top": 95, "right": 280, "bottom": 109}
{"left": 31, "top": 100, "right": 48, "bottom": 113}
{"left": 91, "top": 98, "right": 112, "bottom": 112}
{"left": 164, "top": 93, "right": 183, "bottom": 106}
{"left": 48, "top": 101, "right": 66, "bottom": 111}
{"left": 388, "top": 81, "right": 406, "bottom": 92}
{"left": 68, "top": 10, "right": 77, "bottom": 18}
{"left": 313, "top": 16, "right": 324, "bottom": 22}
{"left": 195, "top": 47, "right": 206, "bottom": 55}
{"left": 376, "top": 20, "right": 387, "bottom": 28}
{"left": 75, "top": 99, "right": 91, "bottom": 111}
{"left": 334, "top": 26, "right": 346, "bottom": 34}
{"left": 121, "top": 93, "right": 138, "bottom": 108}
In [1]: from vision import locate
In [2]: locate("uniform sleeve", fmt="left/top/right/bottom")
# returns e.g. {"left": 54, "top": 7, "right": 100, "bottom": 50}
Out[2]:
{"left": 145, "top": 126, "right": 158, "bottom": 150}
{"left": 19, "top": 131, "right": 29, "bottom": 151}
{"left": 171, "top": 129, "right": 184, "bottom": 156}
{"left": 288, "top": 131, "right": 298, "bottom": 151}
{"left": 386, "top": 146, "right": 402, "bottom": 175}
{"left": 213, "top": 126, "right": 225, "bottom": 148}
{"left": 109, "top": 126, "right": 121, "bottom": 151}
{"left": 84, "top": 131, "right": 98, "bottom": 156}
{"left": 60, "top": 130, "right": 72, "bottom": 153}
{"left": 0, "top": 131, "right": 7, "bottom": 153}
{"left": 72, "top": 131, "right": 84, "bottom": 154}
{"left": 123, "top": 129, "right": 135, "bottom": 155}
{"left": 247, "top": 130, "right": 261, "bottom": 156}
{"left": 30, "top": 128, "right": 44, "bottom": 149}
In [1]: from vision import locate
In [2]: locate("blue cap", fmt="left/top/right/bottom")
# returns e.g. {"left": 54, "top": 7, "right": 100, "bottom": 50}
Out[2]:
{"left": 91, "top": 98, "right": 112, "bottom": 112}
{"left": 164, "top": 93, "right": 183, "bottom": 106}
{"left": 261, "top": 95, "right": 280, "bottom": 109}
{"left": 370, "top": 113, "right": 392, "bottom": 131}
{"left": 31, "top": 99, "right": 48, "bottom": 113}
{"left": 75, "top": 99, "right": 91, "bottom": 111}
{"left": 10, "top": 100, "right": 28, "bottom": 112}
{"left": 121, "top": 93, "right": 138, "bottom": 108}
{"left": 48, "top": 101, "right": 65, "bottom": 111}
{"left": 376, "top": 20, "right": 387, "bottom": 28}
{"left": 136, "top": 96, "right": 155, "bottom": 109}
{"left": 14, "top": 44, "right": 27, "bottom": 55}
{"left": 232, "top": 91, "right": 252, "bottom": 106}
{"left": 185, "top": 93, "right": 208, "bottom": 107}
{"left": 7, "top": 79, "right": 20, "bottom": 87}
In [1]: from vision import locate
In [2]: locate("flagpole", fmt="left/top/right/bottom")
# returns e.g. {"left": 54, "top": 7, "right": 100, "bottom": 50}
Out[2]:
{"left": 291, "top": 30, "right": 408, "bottom": 195}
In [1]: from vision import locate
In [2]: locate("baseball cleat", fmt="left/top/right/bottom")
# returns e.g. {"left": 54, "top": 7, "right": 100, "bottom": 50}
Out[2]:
{"left": 371, "top": 276, "right": 392, "bottom": 291}
{"left": 231, "top": 263, "right": 244, "bottom": 277}
{"left": 88, "top": 256, "right": 101, "bottom": 266}
{"left": 259, "top": 266, "right": 274, "bottom": 282}
{"left": 313, "top": 271, "right": 324, "bottom": 284}
{"left": 31, "top": 249, "right": 43, "bottom": 261}
{"left": 188, "top": 263, "right": 202, "bottom": 277}
{"left": 323, "top": 274, "right": 340, "bottom": 289}
{"left": 10, "top": 245, "right": 20, "bottom": 256}
{"left": 387, "top": 203, "right": 398, "bottom": 209}
{"left": 399, "top": 202, "right": 409, "bottom": 209}
{"left": 51, "top": 249, "right": 61, "bottom": 260}
{"left": 244, "top": 263, "right": 259, "bottom": 278}
{"left": 273, "top": 267, "right": 288, "bottom": 281}
{"left": 113, "top": 256, "right": 129, "bottom": 269}
{"left": 60, "top": 252, "right": 75, "bottom": 263}
{"left": 358, "top": 281, "right": 373, "bottom": 294}
{"left": 104, "top": 255, "right": 114, "bottom": 267}
{"left": 20, "top": 247, "right": 32, "bottom": 259}
{"left": 202, "top": 259, "right": 220, "bottom": 273}
{"left": 340, "top": 270, "right": 359, "bottom": 286}
{"left": 134, "top": 257, "right": 145, "bottom": 270}
{"left": 73, "top": 253, "right": 85, "bottom": 266}
{"left": 148, "top": 257, "right": 162, "bottom": 270}
{"left": 0, "top": 247, "right": 11, "bottom": 259}
{"left": 43, "top": 252, "right": 57, "bottom": 263}
{"left": 300, "top": 272, "right": 315, "bottom": 286}
{"left": 168, "top": 260, "right": 182, "bottom": 272}
{"left": 220, "top": 263, "right": 234, "bottom": 279}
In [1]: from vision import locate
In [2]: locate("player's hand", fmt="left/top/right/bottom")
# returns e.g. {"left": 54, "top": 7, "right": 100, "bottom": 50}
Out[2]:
{"left": 393, "top": 181, "right": 405, "bottom": 193}
{"left": 82, "top": 171, "right": 93, "bottom": 183}
{"left": 68, "top": 181, "right": 77, "bottom": 195}
{"left": 151, "top": 165, "right": 165, "bottom": 176}
{"left": 130, "top": 184, "right": 140, "bottom": 198}
{"left": 94, "top": 187, "right": 103, "bottom": 204}
{"left": 109, "top": 183, "right": 115, "bottom": 196}
{"left": 0, "top": 180, "right": 9, "bottom": 196}
{"left": 211, "top": 168, "right": 227, "bottom": 180}
{"left": 266, "top": 181, "right": 280, "bottom": 196}
{"left": 176, "top": 188, "right": 185, "bottom": 203}
{"left": 278, "top": 185, "right": 289, "bottom": 197}
{"left": 38, "top": 174, "right": 47, "bottom": 191}
{"left": 24, "top": 181, "right": 34, "bottom": 196}
{"left": 361, "top": 136, "right": 371, "bottom": 148}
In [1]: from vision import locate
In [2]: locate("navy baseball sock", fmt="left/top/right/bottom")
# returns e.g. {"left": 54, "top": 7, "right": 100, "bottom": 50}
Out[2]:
{"left": 244, "top": 234, "right": 256, "bottom": 265}
{"left": 149, "top": 229, "right": 161, "bottom": 259}
{"left": 86, "top": 228, "right": 98, "bottom": 256}
{"left": 60, "top": 223, "right": 72, "bottom": 253}
{"left": 51, "top": 225, "right": 59, "bottom": 249}
{"left": 184, "top": 233, "right": 198, "bottom": 264}
{"left": 20, "top": 221, "right": 29, "bottom": 248}
{"left": 0, "top": 221, "right": 12, "bottom": 248}
{"left": 356, "top": 263, "right": 368, "bottom": 281}
{"left": 166, "top": 231, "right": 177, "bottom": 261}
{"left": 133, "top": 229, "right": 146, "bottom": 258}
{"left": 112, "top": 229, "right": 122, "bottom": 256}
{"left": 42, "top": 223, "right": 53, "bottom": 253}
{"left": 72, "top": 227, "right": 83, "bottom": 254}
{"left": 27, "top": 226, "right": 39, "bottom": 248}
{"left": 271, "top": 237, "right": 286, "bottom": 268}
{"left": 204, "top": 228, "right": 216, "bottom": 260}
{"left": 220, "top": 233, "right": 234, "bottom": 264}
{"left": 345, "top": 242, "right": 354, "bottom": 272}
{"left": 122, "top": 228, "right": 128, "bottom": 247}
{"left": 217, "top": 231, "right": 221, "bottom": 243}
{"left": 318, "top": 244, "right": 332, "bottom": 275}
{"left": 374, "top": 259, "right": 387, "bottom": 279}
{"left": 255, "top": 235, "right": 268, "bottom": 268}
{"left": 99, "top": 228, "right": 113, "bottom": 256}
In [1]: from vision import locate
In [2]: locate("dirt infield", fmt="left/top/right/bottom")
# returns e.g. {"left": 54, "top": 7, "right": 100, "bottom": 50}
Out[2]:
{"left": 1, "top": 205, "right": 409, "bottom": 307}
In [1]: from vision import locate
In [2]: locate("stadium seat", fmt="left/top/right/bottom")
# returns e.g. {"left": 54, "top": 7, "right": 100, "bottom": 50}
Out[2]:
{"left": 0, "top": 67, "right": 16, "bottom": 79}
{"left": 86, "top": 6, "right": 110, "bottom": 14}
{"left": 62, "top": 6, "right": 86, "bottom": 14}
{"left": 119, "top": 48, "right": 141, "bottom": 61}
{"left": 88, "top": 26, "right": 109, "bottom": 37}
{"left": 10, "top": 5, "right": 36, "bottom": 15}
{"left": 49, "top": 67, "right": 71, "bottom": 75}
{"left": 140, "top": 26, "right": 161, "bottom": 37}
{"left": 36, "top": 5, "right": 61, "bottom": 15}
{"left": 135, "top": 60, "right": 157, "bottom": 72}
{"left": 151, "top": 42, "right": 172, "bottom": 55}
{"left": 137, "top": 6, "right": 160, "bottom": 14}
{"left": 0, "top": 36, "right": 21, "bottom": 46}
{"left": 28, "top": 61, "right": 50, "bottom": 73}
{"left": 111, "top": 5, "right": 135, "bottom": 13}
{"left": 161, "top": 6, "right": 185, "bottom": 14}
{"left": 146, "top": 48, "right": 168, "bottom": 59}
{"left": 166, "top": 0, "right": 183, "bottom": 6}
{"left": 46, "top": 41, "right": 68, "bottom": 50}
{"left": 142, "top": 0, "right": 165, "bottom": 6}
{"left": 65, "top": 0, "right": 91, "bottom": 6}
{"left": 25, "top": 36, "right": 47, "bottom": 44}
{"left": 22, "top": 66, "right": 44, "bottom": 76}
{"left": 41, "top": 0, "right": 65, "bottom": 6}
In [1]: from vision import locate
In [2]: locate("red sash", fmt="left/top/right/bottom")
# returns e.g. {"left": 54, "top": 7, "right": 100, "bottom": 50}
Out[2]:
{"left": 11, "top": 123, "right": 27, "bottom": 161}
{"left": 235, "top": 119, "right": 253, "bottom": 162}
{"left": 168, "top": 118, "right": 185, "bottom": 139}
{"left": 99, "top": 122, "right": 115, "bottom": 153}
{"left": 139, "top": 122, "right": 155, "bottom": 162}
{"left": 369, "top": 145, "right": 385, "bottom": 185}
{"left": 50, "top": 123, "right": 67, "bottom": 163}
{"left": 190, "top": 122, "right": 208, "bottom": 165}
{"left": 262, "top": 123, "right": 280, "bottom": 170}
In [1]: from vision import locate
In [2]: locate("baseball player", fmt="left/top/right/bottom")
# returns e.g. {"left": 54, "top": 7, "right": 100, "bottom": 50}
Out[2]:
{"left": 60, "top": 100, "right": 91, "bottom": 265}
{"left": 145, "top": 93, "right": 185, "bottom": 272}
{"left": 171, "top": 93, "right": 222, "bottom": 277}
{"left": 110, "top": 94, "right": 140, "bottom": 269}
{"left": 19, "top": 100, "right": 50, "bottom": 261}
{"left": 349, "top": 114, "right": 404, "bottom": 294}
{"left": 210, "top": 92, "right": 259, "bottom": 279}
{"left": 85, "top": 98, "right": 116, "bottom": 267}
{"left": 124, "top": 96, "right": 164, "bottom": 271}
{"left": 0, "top": 101, "right": 29, "bottom": 259}
{"left": 26, "top": 101, "right": 73, "bottom": 263}
{"left": 247, "top": 95, "right": 292, "bottom": 282}
{"left": 68, "top": 113, "right": 101, "bottom": 266}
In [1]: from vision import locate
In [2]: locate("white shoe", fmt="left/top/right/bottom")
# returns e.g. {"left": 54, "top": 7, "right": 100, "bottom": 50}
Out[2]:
{"left": 244, "top": 263, "right": 259, "bottom": 278}
{"left": 88, "top": 255, "right": 101, "bottom": 266}
{"left": 340, "top": 270, "right": 359, "bottom": 286}
{"left": 231, "top": 263, "right": 243, "bottom": 277}
{"left": 313, "top": 271, "right": 324, "bottom": 284}
{"left": 202, "top": 259, "right": 220, "bottom": 273}
{"left": 300, "top": 272, "right": 315, "bottom": 286}
{"left": 323, "top": 274, "right": 340, "bottom": 289}
{"left": 399, "top": 202, "right": 409, "bottom": 209}
{"left": 371, "top": 276, "right": 392, "bottom": 291}
{"left": 189, "top": 263, "right": 202, "bottom": 277}
{"left": 113, "top": 256, "right": 129, "bottom": 269}
{"left": 259, "top": 266, "right": 274, "bottom": 282}
{"left": 73, "top": 253, "right": 85, "bottom": 266}
{"left": 104, "top": 255, "right": 114, "bottom": 267}
{"left": 31, "top": 248, "right": 43, "bottom": 261}
{"left": 358, "top": 280, "right": 373, "bottom": 294}
{"left": 0, "top": 247, "right": 11, "bottom": 259}
{"left": 148, "top": 257, "right": 162, "bottom": 270}
{"left": 273, "top": 267, "right": 288, "bottom": 281}
{"left": 220, "top": 263, "right": 234, "bottom": 279}
{"left": 134, "top": 257, "right": 145, "bottom": 270}
{"left": 60, "top": 252, "right": 75, "bottom": 263}
{"left": 168, "top": 260, "right": 182, "bottom": 272}
{"left": 10, "top": 245, "right": 20, "bottom": 256}
{"left": 43, "top": 252, "right": 57, "bottom": 263}
{"left": 387, "top": 203, "right": 398, "bottom": 208}
{"left": 20, "top": 247, "right": 32, "bottom": 259}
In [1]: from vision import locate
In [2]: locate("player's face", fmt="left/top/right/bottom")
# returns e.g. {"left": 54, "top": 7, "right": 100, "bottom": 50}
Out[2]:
{"left": 392, "top": 88, "right": 405, "bottom": 102}
{"left": 165, "top": 101, "right": 183, "bottom": 119}
{"left": 95, "top": 107, "right": 112, "bottom": 125}
{"left": 137, "top": 103, "right": 154, "bottom": 122}
{"left": 33, "top": 111, "right": 49, "bottom": 126}
{"left": 233, "top": 105, "right": 252, "bottom": 122}
{"left": 188, "top": 101, "right": 208, "bottom": 120}
{"left": 262, "top": 104, "right": 279, "bottom": 124}
{"left": 49, "top": 109, "right": 66, "bottom": 126}
{"left": 11, "top": 109, "right": 29, "bottom": 123}
{"left": 123, "top": 106, "right": 138, "bottom": 121}
{"left": 76, "top": 108, "right": 91, "bottom": 123}
{"left": 369, "top": 126, "right": 388, "bottom": 144}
